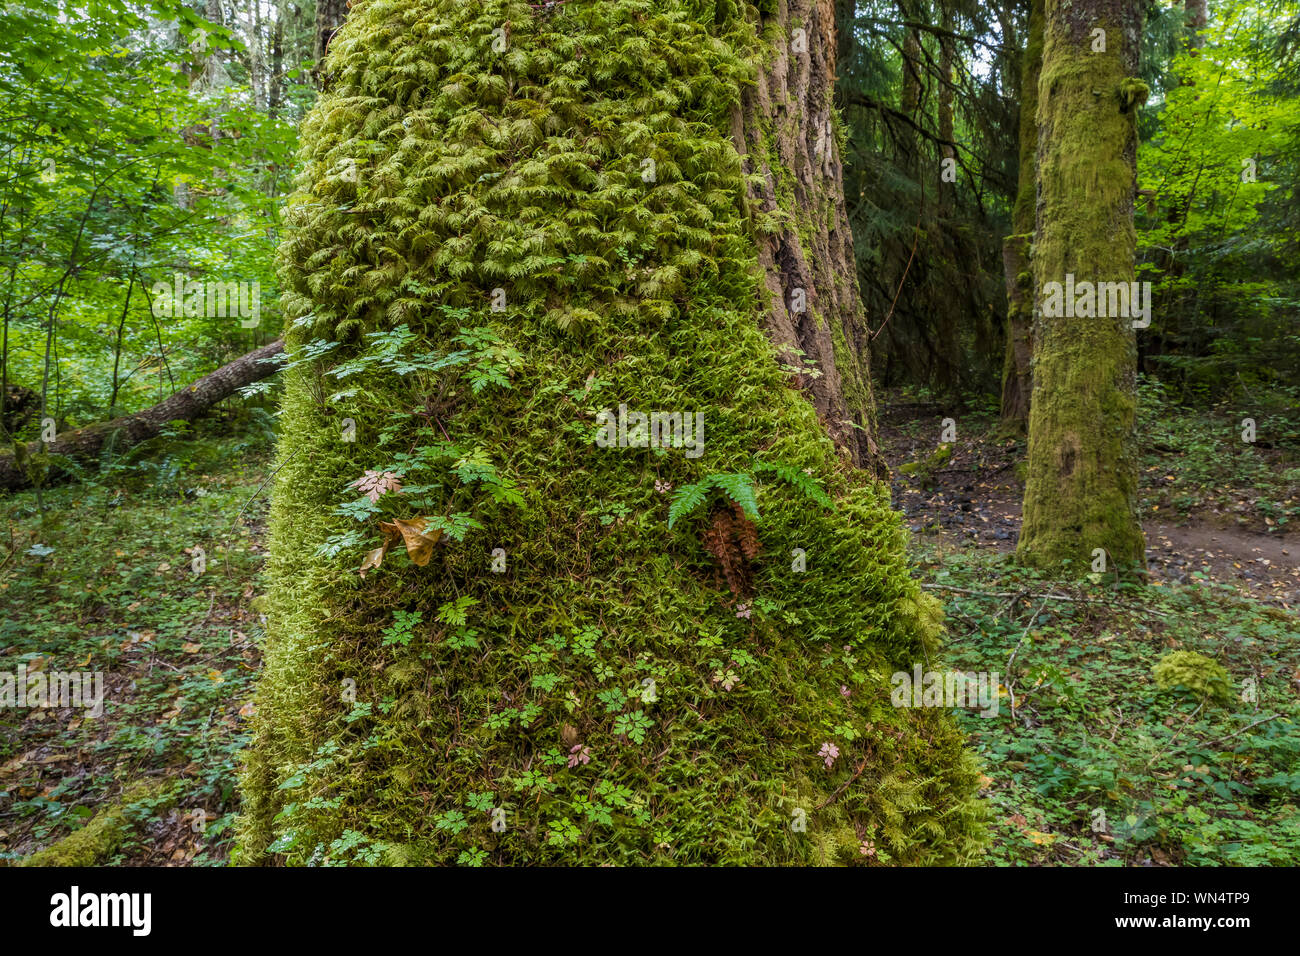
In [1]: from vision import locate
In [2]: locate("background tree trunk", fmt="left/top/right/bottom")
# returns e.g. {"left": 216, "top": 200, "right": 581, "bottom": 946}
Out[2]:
{"left": 735, "top": 0, "right": 883, "bottom": 473}
{"left": 1016, "top": 0, "right": 1148, "bottom": 572}
{"left": 312, "top": 0, "right": 348, "bottom": 88}
{"left": 999, "top": 0, "right": 1042, "bottom": 428}
{"left": 937, "top": 0, "right": 955, "bottom": 215}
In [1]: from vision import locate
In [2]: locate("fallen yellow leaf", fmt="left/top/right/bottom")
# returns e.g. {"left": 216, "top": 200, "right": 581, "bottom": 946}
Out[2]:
{"left": 383, "top": 517, "right": 443, "bottom": 567}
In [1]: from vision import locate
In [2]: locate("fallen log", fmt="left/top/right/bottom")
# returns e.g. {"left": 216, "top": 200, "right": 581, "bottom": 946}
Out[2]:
{"left": 0, "top": 338, "right": 285, "bottom": 492}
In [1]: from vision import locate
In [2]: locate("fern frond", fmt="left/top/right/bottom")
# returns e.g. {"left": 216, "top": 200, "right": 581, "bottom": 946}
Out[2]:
{"left": 667, "top": 480, "right": 709, "bottom": 529}
{"left": 753, "top": 460, "right": 835, "bottom": 510}
{"left": 708, "top": 472, "right": 759, "bottom": 521}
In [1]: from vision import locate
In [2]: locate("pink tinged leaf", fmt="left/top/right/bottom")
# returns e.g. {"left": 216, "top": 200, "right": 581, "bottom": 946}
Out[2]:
{"left": 818, "top": 742, "right": 839, "bottom": 769}
{"left": 352, "top": 469, "right": 403, "bottom": 503}
{"left": 567, "top": 743, "right": 590, "bottom": 768}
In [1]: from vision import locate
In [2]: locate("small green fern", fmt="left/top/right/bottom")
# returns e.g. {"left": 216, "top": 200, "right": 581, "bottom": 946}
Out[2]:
{"left": 667, "top": 461, "right": 834, "bottom": 529}
{"left": 751, "top": 460, "right": 835, "bottom": 510}
{"left": 668, "top": 472, "right": 757, "bottom": 529}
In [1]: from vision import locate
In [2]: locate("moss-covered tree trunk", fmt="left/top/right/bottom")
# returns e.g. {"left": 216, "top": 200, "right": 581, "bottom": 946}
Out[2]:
{"left": 998, "top": 0, "right": 1042, "bottom": 428}
{"left": 1016, "top": 0, "right": 1147, "bottom": 572}
{"left": 236, "top": 0, "right": 982, "bottom": 866}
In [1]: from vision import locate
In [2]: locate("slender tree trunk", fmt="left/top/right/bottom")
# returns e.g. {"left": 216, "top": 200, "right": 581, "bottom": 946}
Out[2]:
{"left": 999, "top": 0, "right": 1042, "bottom": 427}
{"left": 899, "top": 3, "right": 923, "bottom": 177}
{"left": 312, "top": 0, "right": 347, "bottom": 88}
{"left": 1016, "top": 0, "right": 1148, "bottom": 572}
{"left": 269, "top": 0, "right": 285, "bottom": 117}
{"left": 249, "top": 0, "right": 266, "bottom": 109}
{"left": 937, "top": 0, "right": 955, "bottom": 214}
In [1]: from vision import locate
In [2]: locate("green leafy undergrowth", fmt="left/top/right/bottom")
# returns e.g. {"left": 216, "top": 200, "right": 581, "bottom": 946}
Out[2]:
{"left": 0, "top": 427, "right": 273, "bottom": 865}
{"left": 1138, "top": 380, "right": 1300, "bottom": 530}
{"left": 918, "top": 547, "right": 1300, "bottom": 866}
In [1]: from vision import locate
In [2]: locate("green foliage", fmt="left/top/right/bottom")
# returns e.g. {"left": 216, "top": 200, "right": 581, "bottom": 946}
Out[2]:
{"left": 1136, "top": 0, "right": 1300, "bottom": 396}
{"left": 667, "top": 460, "right": 834, "bottom": 528}
{"left": 923, "top": 548, "right": 1300, "bottom": 867}
{"left": 381, "top": 610, "right": 423, "bottom": 648}
{"left": 667, "top": 472, "right": 757, "bottom": 528}
{"left": 836, "top": 0, "right": 1014, "bottom": 396}
{"left": 0, "top": 425, "right": 273, "bottom": 865}
{"left": 1136, "top": 377, "right": 1300, "bottom": 527}
{"left": 0, "top": 0, "right": 311, "bottom": 432}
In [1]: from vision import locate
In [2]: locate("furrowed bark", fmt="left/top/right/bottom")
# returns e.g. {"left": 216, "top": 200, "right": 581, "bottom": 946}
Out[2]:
{"left": 999, "top": 0, "right": 1042, "bottom": 427}
{"left": 735, "top": 0, "right": 884, "bottom": 474}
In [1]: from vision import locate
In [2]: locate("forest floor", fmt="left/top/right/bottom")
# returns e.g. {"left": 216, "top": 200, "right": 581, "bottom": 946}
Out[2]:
{"left": 1, "top": 394, "right": 1297, "bottom": 866}
{"left": 879, "top": 388, "right": 1300, "bottom": 865}
{"left": 878, "top": 396, "right": 1299, "bottom": 606}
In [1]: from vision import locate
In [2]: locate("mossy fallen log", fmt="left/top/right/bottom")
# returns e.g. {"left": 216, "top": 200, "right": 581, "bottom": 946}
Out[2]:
{"left": 21, "top": 780, "right": 169, "bottom": 867}
{"left": 0, "top": 339, "right": 284, "bottom": 493}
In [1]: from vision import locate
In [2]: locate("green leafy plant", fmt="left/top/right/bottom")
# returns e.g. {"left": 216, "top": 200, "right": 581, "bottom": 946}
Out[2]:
{"left": 667, "top": 460, "right": 833, "bottom": 529}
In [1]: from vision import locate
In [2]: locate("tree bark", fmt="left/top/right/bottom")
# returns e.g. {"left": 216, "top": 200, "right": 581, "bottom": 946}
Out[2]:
{"left": 0, "top": 339, "right": 284, "bottom": 492}
{"left": 999, "top": 0, "right": 1042, "bottom": 427}
{"left": 898, "top": 1, "right": 924, "bottom": 177}
{"left": 937, "top": 0, "right": 955, "bottom": 215}
{"left": 734, "top": 0, "right": 883, "bottom": 473}
{"left": 312, "top": 0, "right": 348, "bottom": 88}
{"left": 999, "top": 234, "right": 1034, "bottom": 423}
{"left": 1016, "top": 0, "right": 1148, "bottom": 572}
{"left": 269, "top": 0, "right": 285, "bottom": 118}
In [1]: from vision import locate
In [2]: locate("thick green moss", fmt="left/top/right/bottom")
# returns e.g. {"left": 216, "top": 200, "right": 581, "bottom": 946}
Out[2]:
{"left": 22, "top": 781, "right": 168, "bottom": 867}
{"left": 1153, "top": 651, "right": 1233, "bottom": 706}
{"left": 235, "top": 0, "right": 984, "bottom": 866}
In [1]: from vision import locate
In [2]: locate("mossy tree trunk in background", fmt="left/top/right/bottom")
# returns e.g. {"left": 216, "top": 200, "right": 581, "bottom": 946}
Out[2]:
{"left": 1016, "top": 0, "right": 1147, "bottom": 572}
{"left": 235, "top": 0, "right": 983, "bottom": 866}
{"left": 998, "top": 0, "right": 1041, "bottom": 428}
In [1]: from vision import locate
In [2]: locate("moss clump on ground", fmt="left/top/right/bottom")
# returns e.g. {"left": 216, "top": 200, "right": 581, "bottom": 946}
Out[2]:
{"left": 1153, "top": 651, "right": 1233, "bottom": 707}
{"left": 899, "top": 442, "right": 953, "bottom": 489}
{"left": 235, "top": 0, "right": 985, "bottom": 865}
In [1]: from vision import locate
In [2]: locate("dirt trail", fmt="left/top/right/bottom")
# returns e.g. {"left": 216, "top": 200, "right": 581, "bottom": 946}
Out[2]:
{"left": 877, "top": 402, "right": 1298, "bottom": 608}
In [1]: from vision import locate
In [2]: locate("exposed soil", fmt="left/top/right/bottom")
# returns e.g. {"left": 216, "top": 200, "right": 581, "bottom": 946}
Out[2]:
{"left": 877, "top": 400, "right": 1299, "bottom": 608}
